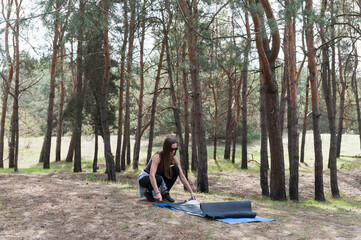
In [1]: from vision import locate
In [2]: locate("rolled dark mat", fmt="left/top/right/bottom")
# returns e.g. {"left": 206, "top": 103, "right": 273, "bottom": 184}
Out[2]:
{"left": 200, "top": 201, "right": 257, "bottom": 218}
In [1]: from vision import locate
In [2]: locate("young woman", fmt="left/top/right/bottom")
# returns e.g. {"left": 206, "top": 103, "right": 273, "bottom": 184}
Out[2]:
{"left": 138, "top": 137, "right": 196, "bottom": 202}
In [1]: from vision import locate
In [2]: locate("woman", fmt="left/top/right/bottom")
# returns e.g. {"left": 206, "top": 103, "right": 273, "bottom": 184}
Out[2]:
{"left": 138, "top": 137, "right": 196, "bottom": 202}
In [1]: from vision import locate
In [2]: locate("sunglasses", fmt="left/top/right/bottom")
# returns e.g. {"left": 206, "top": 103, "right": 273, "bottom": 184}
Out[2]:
{"left": 170, "top": 147, "right": 178, "bottom": 152}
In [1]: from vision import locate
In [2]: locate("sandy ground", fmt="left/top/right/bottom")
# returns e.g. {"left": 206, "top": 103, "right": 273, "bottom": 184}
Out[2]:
{"left": 1, "top": 165, "right": 360, "bottom": 240}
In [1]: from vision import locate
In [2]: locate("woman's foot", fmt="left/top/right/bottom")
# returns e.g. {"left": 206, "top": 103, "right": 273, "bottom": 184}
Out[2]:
{"left": 162, "top": 191, "right": 174, "bottom": 202}
{"left": 145, "top": 190, "right": 156, "bottom": 202}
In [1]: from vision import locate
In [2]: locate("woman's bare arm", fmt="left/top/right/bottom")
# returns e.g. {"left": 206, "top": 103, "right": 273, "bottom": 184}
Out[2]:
{"left": 174, "top": 156, "right": 196, "bottom": 199}
{"left": 149, "top": 154, "right": 162, "bottom": 201}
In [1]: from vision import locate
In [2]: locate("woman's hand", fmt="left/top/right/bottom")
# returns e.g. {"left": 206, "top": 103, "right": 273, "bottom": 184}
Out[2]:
{"left": 155, "top": 192, "right": 163, "bottom": 202}
{"left": 190, "top": 192, "right": 196, "bottom": 200}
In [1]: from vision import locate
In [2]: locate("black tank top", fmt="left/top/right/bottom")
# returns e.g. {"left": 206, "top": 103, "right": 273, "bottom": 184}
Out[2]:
{"left": 144, "top": 154, "right": 164, "bottom": 175}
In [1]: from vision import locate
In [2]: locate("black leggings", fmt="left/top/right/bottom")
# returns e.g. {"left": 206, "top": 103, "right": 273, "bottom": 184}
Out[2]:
{"left": 139, "top": 165, "right": 179, "bottom": 192}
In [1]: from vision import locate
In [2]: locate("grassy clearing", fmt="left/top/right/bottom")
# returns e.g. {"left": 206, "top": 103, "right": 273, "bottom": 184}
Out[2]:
{"left": 2, "top": 133, "right": 360, "bottom": 171}
{"left": 2, "top": 134, "right": 361, "bottom": 204}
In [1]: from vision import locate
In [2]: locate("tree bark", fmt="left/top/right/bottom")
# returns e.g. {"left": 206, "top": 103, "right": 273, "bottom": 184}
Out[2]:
{"left": 182, "top": 41, "right": 190, "bottom": 171}
{"left": 147, "top": 38, "right": 166, "bottom": 163}
{"left": 241, "top": 12, "right": 251, "bottom": 169}
{"left": 232, "top": 72, "right": 241, "bottom": 164}
{"left": 351, "top": 42, "right": 361, "bottom": 152}
{"left": 250, "top": 0, "right": 286, "bottom": 201}
{"left": 122, "top": 0, "right": 135, "bottom": 169}
{"left": 9, "top": 0, "right": 20, "bottom": 171}
{"left": 65, "top": 132, "right": 75, "bottom": 162}
{"left": 300, "top": 78, "right": 310, "bottom": 163}
{"left": 133, "top": 0, "right": 147, "bottom": 170}
{"left": 191, "top": 102, "right": 198, "bottom": 171}
{"left": 100, "top": 0, "right": 116, "bottom": 181}
{"left": 93, "top": 127, "right": 98, "bottom": 173}
{"left": 39, "top": 1, "right": 61, "bottom": 169}
{"left": 224, "top": 70, "right": 233, "bottom": 160}
{"left": 163, "top": 7, "right": 187, "bottom": 178}
{"left": 259, "top": 61, "right": 269, "bottom": 196}
{"left": 0, "top": 0, "right": 14, "bottom": 168}
{"left": 179, "top": 0, "right": 208, "bottom": 192}
{"left": 320, "top": 0, "right": 339, "bottom": 197}
{"left": 73, "top": 0, "right": 85, "bottom": 173}
{"left": 305, "top": 0, "right": 325, "bottom": 201}
{"left": 209, "top": 72, "right": 218, "bottom": 161}
{"left": 115, "top": 0, "right": 128, "bottom": 172}
{"left": 55, "top": 45, "right": 65, "bottom": 162}
{"left": 286, "top": 0, "right": 299, "bottom": 200}
{"left": 279, "top": 63, "right": 287, "bottom": 134}
{"left": 336, "top": 45, "right": 345, "bottom": 158}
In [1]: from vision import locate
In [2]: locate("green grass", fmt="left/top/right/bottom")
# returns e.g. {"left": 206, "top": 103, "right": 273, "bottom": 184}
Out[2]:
{"left": 253, "top": 196, "right": 361, "bottom": 217}
{"left": 1, "top": 135, "right": 360, "bottom": 191}
{"left": 338, "top": 157, "right": 361, "bottom": 170}
{"left": 0, "top": 201, "right": 2, "bottom": 211}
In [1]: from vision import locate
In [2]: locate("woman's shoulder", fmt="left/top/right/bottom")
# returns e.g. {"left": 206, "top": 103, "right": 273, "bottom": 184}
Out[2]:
{"left": 152, "top": 152, "right": 161, "bottom": 162}
{"left": 172, "top": 155, "right": 180, "bottom": 165}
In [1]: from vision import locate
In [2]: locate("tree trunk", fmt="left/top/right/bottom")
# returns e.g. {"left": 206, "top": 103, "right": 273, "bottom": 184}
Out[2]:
{"left": 224, "top": 71, "right": 233, "bottom": 160}
{"left": 286, "top": 1, "right": 299, "bottom": 201}
{"left": 65, "top": 133, "right": 75, "bottom": 162}
{"left": 250, "top": 0, "right": 286, "bottom": 201}
{"left": 305, "top": 0, "right": 325, "bottom": 201}
{"left": 100, "top": 0, "right": 116, "bottom": 181}
{"left": 300, "top": 78, "right": 310, "bottom": 163}
{"left": 231, "top": 14, "right": 239, "bottom": 165}
{"left": 73, "top": 0, "right": 85, "bottom": 173}
{"left": 357, "top": 3, "right": 361, "bottom": 151}
{"left": 209, "top": 76, "right": 218, "bottom": 161}
{"left": 39, "top": 2, "right": 61, "bottom": 168}
{"left": 133, "top": 0, "right": 146, "bottom": 170}
{"left": 8, "top": 112, "right": 15, "bottom": 168}
{"left": 232, "top": 73, "right": 241, "bottom": 165}
{"left": 280, "top": 30, "right": 289, "bottom": 136}
{"left": 163, "top": 8, "right": 187, "bottom": 178}
{"left": 179, "top": 0, "right": 208, "bottom": 192}
{"left": 55, "top": 45, "right": 65, "bottom": 162}
{"left": 320, "top": 0, "right": 339, "bottom": 197}
{"left": 147, "top": 38, "right": 166, "bottom": 163}
{"left": 182, "top": 41, "right": 190, "bottom": 171}
{"left": 122, "top": 0, "right": 135, "bottom": 169}
{"left": 115, "top": 0, "right": 128, "bottom": 172}
{"left": 241, "top": 12, "right": 251, "bottom": 169}
{"left": 336, "top": 45, "right": 345, "bottom": 158}
{"left": 259, "top": 61, "right": 269, "bottom": 196}
{"left": 211, "top": 20, "right": 219, "bottom": 162}
{"left": 279, "top": 67, "right": 287, "bottom": 133}
{"left": 191, "top": 102, "right": 198, "bottom": 171}
{"left": 210, "top": 84, "right": 218, "bottom": 161}
{"left": 0, "top": 0, "right": 14, "bottom": 168}
{"left": 9, "top": 3, "right": 20, "bottom": 170}
{"left": 93, "top": 128, "right": 98, "bottom": 173}
{"left": 13, "top": 1, "right": 20, "bottom": 172}
{"left": 329, "top": 0, "right": 339, "bottom": 198}
{"left": 351, "top": 43, "right": 361, "bottom": 153}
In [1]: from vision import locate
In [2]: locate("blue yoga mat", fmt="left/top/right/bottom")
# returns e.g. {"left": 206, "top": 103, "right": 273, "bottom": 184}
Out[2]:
{"left": 154, "top": 200, "right": 275, "bottom": 224}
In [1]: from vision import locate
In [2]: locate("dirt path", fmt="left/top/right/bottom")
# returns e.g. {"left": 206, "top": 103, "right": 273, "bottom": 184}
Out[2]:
{"left": 0, "top": 169, "right": 360, "bottom": 240}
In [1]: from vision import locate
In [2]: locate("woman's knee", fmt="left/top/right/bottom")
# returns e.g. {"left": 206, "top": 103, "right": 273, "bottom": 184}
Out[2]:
{"left": 138, "top": 176, "right": 150, "bottom": 188}
{"left": 155, "top": 175, "right": 163, "bottom": 186}
{"left": 171, "top": 165, "right": 179, "bottom": 176}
